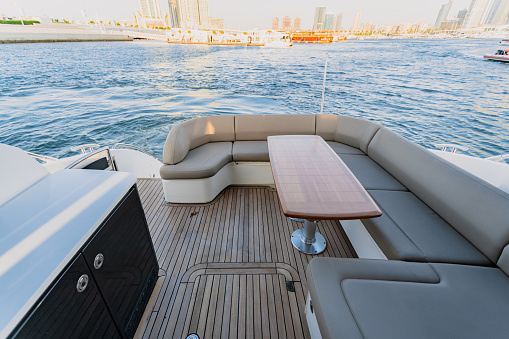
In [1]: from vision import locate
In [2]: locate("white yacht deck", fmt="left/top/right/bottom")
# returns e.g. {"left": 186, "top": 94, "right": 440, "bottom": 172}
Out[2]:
{"left": 135, "top": 179, "right": 357, "bottom": 339}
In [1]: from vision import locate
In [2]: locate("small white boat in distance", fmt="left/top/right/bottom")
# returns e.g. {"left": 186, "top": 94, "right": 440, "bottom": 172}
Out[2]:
{"left": 500, "top": 38, "right": 509, "bottom": 44}
{"left": 484, "top": 49, "right": 509, "bottom": 62}
{"left": 263, "top": 33, "right": 293, "bottom": 47}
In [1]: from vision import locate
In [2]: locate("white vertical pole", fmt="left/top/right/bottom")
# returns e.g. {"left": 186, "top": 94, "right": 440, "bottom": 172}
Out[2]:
{"left": 320, "top": 53, "right": 328, "bottom": 115}
{"left": 15, "top": 0, "right": 24, "bottom": 25}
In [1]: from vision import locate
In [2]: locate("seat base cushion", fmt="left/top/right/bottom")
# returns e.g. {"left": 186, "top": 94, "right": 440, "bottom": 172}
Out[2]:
{"left": 307, "top": 258, "right": 509, "bottom": 339}
{"left": 363, "top": 190, "right": 491, "bottom": 266}
{"left": 160, "top": 142, "right": 233, "bottom": 179}
{"left": 339, "top": 154, "right": 407, "bottom": 191}
{"left": 325, "top": 141, "right": 364, "bottom": 155}
{"left": 233, "top": 141, "right": 269, "bottom": 162}
{"left": 232, "top": 140, "right": 365, "bottom": 162}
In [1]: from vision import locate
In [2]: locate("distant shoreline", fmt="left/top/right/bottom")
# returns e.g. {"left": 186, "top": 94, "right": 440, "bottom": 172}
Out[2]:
{"left": 0, "top": 24, "right": 132, "bottom": 44}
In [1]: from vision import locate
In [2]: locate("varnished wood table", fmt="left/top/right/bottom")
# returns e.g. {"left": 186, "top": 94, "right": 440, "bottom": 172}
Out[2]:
{"left": 268, "top": 135, "right": 382, "bottom": 254}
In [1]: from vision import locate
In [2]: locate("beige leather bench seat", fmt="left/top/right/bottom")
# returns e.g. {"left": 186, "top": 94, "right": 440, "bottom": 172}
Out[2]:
{"left": 307, "top": 257, "right": 509, "bottom": 339}
{"left": 325, "top": 141, "right": 365, "bottom": 155}
{"left": 160, "top": 142, "right": 232, "bottom": 180}
{"left": 363, "top": 190, "right": 491, "bottom": 265}
{"left": 366, "top": 128, "right": 509, "bottom": 265}
{"left": 339, "top": 154, "right": 407, "bottom": 191}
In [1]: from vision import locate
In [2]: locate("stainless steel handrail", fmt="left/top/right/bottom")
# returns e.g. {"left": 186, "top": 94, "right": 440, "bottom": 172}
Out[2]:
{"left": 65, "top": 147, "right": 117, "bottom": 171}
{"left": 112, "top": 143, "right": 156, "bottom": 158}
{"left": 434, "top": 143, "right": 470, "bottom": 153}
{"left": 26, "top": 152, "right": 58, "bottom": 163}
{"left": 70, "top": 144, "right": 101, "bottom": 154}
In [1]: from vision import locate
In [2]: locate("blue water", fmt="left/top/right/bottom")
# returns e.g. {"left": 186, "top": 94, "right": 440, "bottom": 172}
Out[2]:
{"left": 0, "top": 39, "right": 508, "bottom": 159}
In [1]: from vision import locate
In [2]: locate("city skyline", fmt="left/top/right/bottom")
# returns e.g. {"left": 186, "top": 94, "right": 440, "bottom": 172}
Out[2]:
{"left": 0, "top": 0, "right": 484, "bottom": 29}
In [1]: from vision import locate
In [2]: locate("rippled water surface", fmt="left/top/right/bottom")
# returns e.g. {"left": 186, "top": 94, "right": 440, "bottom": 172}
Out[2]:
{"left": 0, "top": 39, "right": 508, "bottom": 159}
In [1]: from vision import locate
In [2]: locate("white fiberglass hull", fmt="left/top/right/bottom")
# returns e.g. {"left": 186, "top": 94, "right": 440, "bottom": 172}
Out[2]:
{"left": 484, "top": 54, "right": 509, "bottom": 62}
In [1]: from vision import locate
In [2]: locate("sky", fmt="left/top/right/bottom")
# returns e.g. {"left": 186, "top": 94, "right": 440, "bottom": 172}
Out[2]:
{"left": 1, "top": 0, "right": 472, "bottom": 29}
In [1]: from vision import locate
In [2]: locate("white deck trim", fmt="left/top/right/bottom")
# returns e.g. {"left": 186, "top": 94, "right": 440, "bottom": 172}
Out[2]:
{"left": 162, "top": 162, "right": 274, "bottom": 203}
{"left": 341, "top": 219, "right": 387, "bottom": 260}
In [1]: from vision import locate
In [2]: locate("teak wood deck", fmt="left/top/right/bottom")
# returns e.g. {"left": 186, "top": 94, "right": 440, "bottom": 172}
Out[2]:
{"left": 135, "top": 179, "right": 358, "bottom": 339}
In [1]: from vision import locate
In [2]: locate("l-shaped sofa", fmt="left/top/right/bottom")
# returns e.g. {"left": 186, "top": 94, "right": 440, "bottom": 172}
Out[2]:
{"left": 160, "top": 114, "right": 509, "bottom": 338}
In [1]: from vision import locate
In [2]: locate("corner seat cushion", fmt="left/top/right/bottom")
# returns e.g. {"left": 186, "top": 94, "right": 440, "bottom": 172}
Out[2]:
{"left": 232, "top": 141, "right": 269, "bottom": 162}
{"left": 339, "top": 154, "right": 407, "bottom": 191}
{"left": 326, "top": 141, "right": 364, "bottom": 155}
{"left": 362, "top": 190, "right": 491, "bottom": 265}
{"left": 163, "top": 115, "right": 235, "bottom": 165}
{"left": 160, "top": 142, "right": 232, "bottom": 180}
{"left": 334, "top": 116, "right": 381, "bottom": 153}
{"left": 307, "top": 258, "right": 509, "bottom": 339}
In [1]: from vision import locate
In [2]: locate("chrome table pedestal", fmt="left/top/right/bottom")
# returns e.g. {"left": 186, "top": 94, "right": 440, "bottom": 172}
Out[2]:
{"left": 291, "top": 220, "right": 326, "bottom": 255}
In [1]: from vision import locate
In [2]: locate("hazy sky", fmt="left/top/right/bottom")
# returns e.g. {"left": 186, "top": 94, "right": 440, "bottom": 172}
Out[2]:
{"left": 1, "top": 0, "right": 472, "bottom": 29}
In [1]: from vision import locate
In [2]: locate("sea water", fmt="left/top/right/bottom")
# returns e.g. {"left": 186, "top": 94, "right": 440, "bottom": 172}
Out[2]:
{"left": 0, "top": 39, "right": 508, "bottom": 160}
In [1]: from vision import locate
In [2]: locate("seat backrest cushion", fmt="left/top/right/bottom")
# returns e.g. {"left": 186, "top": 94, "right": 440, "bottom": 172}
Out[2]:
{"left": 335, "top": 116, "right": 381, "bottom": 153}
{"left": 315, "top": 115, "right": 340, "bottom": 141}
{"left": 498, "top": 245, "right": 509, "bottom": 276}
{"left": 0, "top": 144, "right": 50, "bottom": 207}
{"left": 368, "top": 128, "right": 509, "bottom": 263}
{"left": 235, "top": 114, "right": 315, "bottom": 141}
{"left": 163, "top": 115, "right": 235, "bottom": 165}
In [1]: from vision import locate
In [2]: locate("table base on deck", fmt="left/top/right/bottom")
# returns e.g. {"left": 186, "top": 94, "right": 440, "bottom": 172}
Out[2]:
{"left": 291, "top": 220, "right": 327, "bottom": 255}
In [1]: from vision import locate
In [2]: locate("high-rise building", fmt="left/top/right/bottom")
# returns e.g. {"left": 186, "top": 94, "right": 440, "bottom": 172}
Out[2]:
{"left": 178, "top": 0, "right": 210, "bottom": 28}
{"left": 351, "top": 10, "right": 361, "bottom": 31}
{"left": 272, "top": 17, "right": 279, "bottom": 30}
{"left": 487, "top": 0, "right": 509, "bottom": 26}
{"left": 332, "top": 13, "right": 343, "bottom": 31}
{"left": 210, "top": 18, "right": 224, "bottom": 29}
{"left": 294, "top": 17, "right": 301, "bottom": 30}
{"left": 323, "top": 12, "right": 335, "bottom": 30}
{"left": 313, "top": 7, "right": 326, "bottom": 30}
{"left": 482, "top": 0, "right": 499, "bottom": 24}
{"left": 167, "top": 0, "right": 180, "bottom": 27}
{"left": 140, "top": 0, "right": 161, "bottom": 18}
{"left": 463, "top": 0, "right": 490, "bottom": 28}
{"left": 362, "top": 22, "right": 373, "bottom": 32}
{"left": 434, "top": 1, "right": 453, "bottom": 28}
{"left": 282, "top": 16, "right": 291, "bottom": 31}
{"left": 457, "top": 9, "right": 468, "bottom": 19}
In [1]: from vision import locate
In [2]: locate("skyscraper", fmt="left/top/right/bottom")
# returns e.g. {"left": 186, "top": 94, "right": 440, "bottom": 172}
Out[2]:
{"left": 272, "top": 17, "right": 279, "bottom": 30}
{"left": 178, "top": 0, "right": 210, "bottom": 28}
{"left": 313, "top": 7, "right": 326, "bottom": 30}
{"left": 282, "top": 16, "right": 291, "bottom": 31}
{"left": 294, "top": 17, "right": 301, "bottom": 30}
{"left": 434, "top": 1, "right": 453, "bottom": 28}
{"left": 333, "top": 13, "right": 343, "bottom": 32}
{"left": 462, "top": 0, "right": 490, "bottom": 28}
{"left": 351, "top": 10, "right": 361, "bottom": 31}
{"left": 323, "top": 12, "right": 335, "bottom": 30}
{"left": 210, "top": 18, "right": 224, "bottom": 29}
{"left": 457, "top": 9, "right": 468, "bottom": 19}
{"left": 140, "top": 0, "right": 161, "bottom": 18}
{"left": 487, "top": 0, "right": 509, "bottom": 26}
{"left": 167, "top": 0, "right": 180, "bottom": 27}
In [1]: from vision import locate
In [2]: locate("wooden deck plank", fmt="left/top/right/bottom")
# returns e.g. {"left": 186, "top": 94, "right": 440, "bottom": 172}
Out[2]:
{"left": 220, "top": 275, "right": 233, "bottom": 338}
{"left": 136, "top": 180, "right": 358, "bottom": 339}
{"left": 212, "top": 274, "right": 227, "bottom": 338}
{"left": 259, "top": 275, "right": 272, "bottom": 339}
{"left": 229, "top": 275, "right": 240, "bottom": 338}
